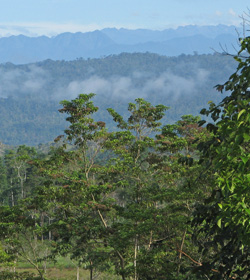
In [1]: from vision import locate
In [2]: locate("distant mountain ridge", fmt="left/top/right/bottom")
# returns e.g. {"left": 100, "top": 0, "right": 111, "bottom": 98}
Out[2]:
{"left": 0, "top": 25, "right": 240, "bottom": 64}
{"left": 101, "top": 24, "right": 238, "bottom": 44}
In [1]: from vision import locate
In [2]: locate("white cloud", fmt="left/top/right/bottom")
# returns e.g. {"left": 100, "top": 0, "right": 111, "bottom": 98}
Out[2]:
{"left": 0, "top": 65, "right": 49, "bottom": 97}
{"left": 56, "top": 69, "right": 210, "bottom": 101}
{"left": 0, "top": 65, "right": 210, "bottom": 101}
{"left": 58, "top": 76, "right": 140, "bottom": 100}
{"left": 229, "top": 8, "right": 237, "bottom": 17}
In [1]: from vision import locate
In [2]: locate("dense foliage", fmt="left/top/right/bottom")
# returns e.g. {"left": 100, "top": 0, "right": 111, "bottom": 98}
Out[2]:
{"left": 192, "top": 36, "right": 250, "bottom": 279}
{"left": 0, "top": 35, "right": 250, "bottom": 279}
{"left": 0, "top": 92, "right": 212, "bottom": 279}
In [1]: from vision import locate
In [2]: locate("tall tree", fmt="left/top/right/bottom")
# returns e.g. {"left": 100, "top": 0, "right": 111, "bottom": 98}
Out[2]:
{"left": 0, "top": 157, "right": 8, "bottom": 205}
{"left": 105, "top": 98, "right": 169, "bottom": 279}
{"left": 32, "top": 93, "right": 114, "bottom": 280}
{"left": 192, "top": 35, "right": 250, "bottom": 279}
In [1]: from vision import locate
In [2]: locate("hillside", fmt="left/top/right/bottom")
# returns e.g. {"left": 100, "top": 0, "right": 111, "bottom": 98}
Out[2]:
{"left": 0, "top": 52, "right": 237, "bottom": 146}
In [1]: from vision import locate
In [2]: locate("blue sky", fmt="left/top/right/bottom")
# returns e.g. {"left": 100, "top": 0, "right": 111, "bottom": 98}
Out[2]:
{"left": 0, "top": 0, "right": 248, "bottom": 36}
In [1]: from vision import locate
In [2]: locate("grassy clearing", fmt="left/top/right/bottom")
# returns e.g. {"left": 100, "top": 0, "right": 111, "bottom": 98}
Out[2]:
{"left": 15, "top": 256, "right": 121, "bottom": 280}
{"left": 16, "top": 267, "right": 121, "bottom": 280}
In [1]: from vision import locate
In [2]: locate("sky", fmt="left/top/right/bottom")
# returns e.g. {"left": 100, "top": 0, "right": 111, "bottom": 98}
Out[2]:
{"left": 0, "top": 0, "right": 248, "bottom": 37}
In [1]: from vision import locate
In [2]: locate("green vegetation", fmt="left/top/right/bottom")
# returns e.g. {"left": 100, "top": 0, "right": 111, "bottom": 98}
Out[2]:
{"left": 0, "top": 52, "right": 237, "bottom": 145}
{"left": 192, "top": 37, "right": 250, "bottom": 278}
{"left": 0, "top": 93, "right": 211, "bottom": 279}
{"left": 0, "top": 36, "right": 250, "bottom": 279}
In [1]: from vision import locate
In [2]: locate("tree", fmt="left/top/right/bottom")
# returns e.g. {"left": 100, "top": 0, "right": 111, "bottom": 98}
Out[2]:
{"left": 0, "top": 204, "right": 47, "bottom": 280}
{"left": 26, "top": 93, "right": 213, "bottom": 280}
{"left": 0, "top": 148, "right": 51, "bottom": 280}
{"left": 192, "top": 35, "right": 250, "bottom": 279}
{"left": 105, "top": 98, "right": 169, "bottom": 279}
{"left": 0, "top": 157, "right": 8, "bottom": 205}
{"left": 33, "top": 96, "right": 173, "bottom": 280}
{"left": 32, "top": 93, "right": 114, "bottom": 280}
{"left": 3, "top": 146, "right": 37, "bottom": 206}
{"left": 151, "top": 115, "right": 212, "bottom": 279}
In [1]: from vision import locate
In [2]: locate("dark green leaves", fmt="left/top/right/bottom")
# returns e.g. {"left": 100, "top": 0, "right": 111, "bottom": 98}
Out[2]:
{"left": 193, "top": 35, "right": 250, "bottom": 279}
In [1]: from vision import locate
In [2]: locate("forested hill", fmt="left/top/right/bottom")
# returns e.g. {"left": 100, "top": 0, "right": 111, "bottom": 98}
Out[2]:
{"left": 0, "top": 52, "right": 237, "bottom": 146}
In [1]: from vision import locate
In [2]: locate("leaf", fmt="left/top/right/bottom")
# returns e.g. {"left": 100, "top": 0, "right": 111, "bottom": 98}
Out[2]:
{"left": 217, "top": 218, "right": 222, "bottom": 228}
{"left": 58, "top": 220, "right": 66, "bottom": 225}
{"left": 206, "top": 123, "right": 218, "bottom": 133}
{"left": 198, "top": 120, "right": 206, "bottom": 127}
{"left": 218, "top": 203, "right": 223, "bottom": 209}
{"left": 200, "top": 108, "right": 207, "bottom": 115}
{"left": 241, "top": 157, "right": 248, "bottom": 165}
{"left": 237, "top": 109, "right": 246, "bottom": 120}
{"left": 244, "top": 208, "right": 250, "bottom": 216}
{"left": 243, "top": 133, "right": 250, "bottom": 141}
{"left": 215, "top": 84, "right": 224, "bottom": 92}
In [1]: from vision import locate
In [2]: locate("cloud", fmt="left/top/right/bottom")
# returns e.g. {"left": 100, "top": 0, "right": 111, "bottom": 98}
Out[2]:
{"left": 144, "top": 73, "right": 195, "bottom": 98}
{"left": 229, "top": 8, "right": 237, "bottom": 17}
{"left": 0, "top": 63, "right": 210, "bottom": 107}
{"left": 56, "top": 69, "right": 210, "bottom": 102}
{"left": 0, "top": 65, "right": 49, "bottom": 97}
{"left": 57, "top": 75, "right": 140, "bottom": 100}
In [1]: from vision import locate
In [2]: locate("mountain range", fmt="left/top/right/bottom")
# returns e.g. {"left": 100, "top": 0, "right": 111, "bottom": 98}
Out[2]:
{"left": 0, "top": 24, "right": 240, "bottom": 64}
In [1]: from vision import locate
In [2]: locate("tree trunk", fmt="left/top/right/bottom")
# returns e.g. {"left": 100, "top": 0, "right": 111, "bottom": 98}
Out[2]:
{"left": 90, "top": 267, "right": 93, "bottom": 280}
{"left": 77, "top": 266, "right": 79, "bottom": 280}
{"left": 11, "top": 190, "right": 14, "bottom": 206}
{"left": 177, "top": 229, "right": 186, "bottom": 276}
{"left": 134, "top": 235, "right": 138, "bottom": 280}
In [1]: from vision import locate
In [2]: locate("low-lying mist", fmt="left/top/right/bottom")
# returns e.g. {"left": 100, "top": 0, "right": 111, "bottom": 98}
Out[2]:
{"left": 0, "top": 53, "right": 237, "bottom": 145}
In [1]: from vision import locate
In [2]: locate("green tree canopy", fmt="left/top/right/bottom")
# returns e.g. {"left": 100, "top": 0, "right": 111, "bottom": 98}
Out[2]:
{"left": 192, "top": 35, "right": 250, "bottom": 279}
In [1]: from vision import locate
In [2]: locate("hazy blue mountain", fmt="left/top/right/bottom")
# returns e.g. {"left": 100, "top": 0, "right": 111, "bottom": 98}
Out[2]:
{"left": 0, "top": 25, "right": 239, "bottom": 64}
{"left": 101, "top": 24, "right": 238, "bottom": 44}
{"left": 49, "top": 31, "right": 116, "bottom": 59}
{"left": 0, "top": 31, "right": 116, "bottom": 64}
{"left": 108, "top": 34, "right": 238, "bottom": 56}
